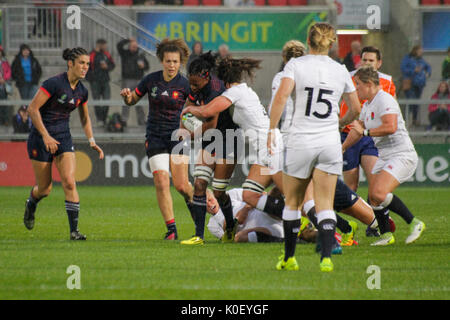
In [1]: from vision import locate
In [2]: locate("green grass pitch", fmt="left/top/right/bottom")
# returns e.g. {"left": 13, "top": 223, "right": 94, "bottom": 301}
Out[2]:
{"left": 1, "top": 186, "right": 449, "bottom": 300}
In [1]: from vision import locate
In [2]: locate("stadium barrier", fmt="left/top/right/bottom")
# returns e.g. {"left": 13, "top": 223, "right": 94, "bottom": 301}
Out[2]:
{"left": 1, "top": 140, "right": 449, "bottom": 187}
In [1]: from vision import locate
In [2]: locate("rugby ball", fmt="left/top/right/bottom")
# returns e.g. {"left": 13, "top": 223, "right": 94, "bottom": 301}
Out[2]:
{"left": 182, "top": 112, "right": 203, "bottom": 133}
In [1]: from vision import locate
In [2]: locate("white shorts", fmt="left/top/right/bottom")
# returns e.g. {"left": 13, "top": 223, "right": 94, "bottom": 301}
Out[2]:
{"left": 248, "top": 129, "right": 283, "bottom": 170}
{"left": 242, "top": 210, "right": 284, "bottom": 238}
{"left": 268, "top": 130, "right": 285, "bottom": 175}
{"left": 283, "top": 144, "right": 343, "bottom": 179}
{"left": 371, "top": 151, "right": 418, "bottom": 184}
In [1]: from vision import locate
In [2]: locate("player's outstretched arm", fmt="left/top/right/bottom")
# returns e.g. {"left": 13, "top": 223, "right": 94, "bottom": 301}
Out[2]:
{"left": 268, "top": 77, "right": 294, "bottom": 154}
{"left": 181, "top": 96, "right": 231, "bottom": 121}
{"left": 78, "top": 102, "right": 104, "bottom": 160}
{"left": 340, "top": 91, "right": 361, "bottom": 128}
{"left": 120, "top": 88, "right": 141, "bottom": 106}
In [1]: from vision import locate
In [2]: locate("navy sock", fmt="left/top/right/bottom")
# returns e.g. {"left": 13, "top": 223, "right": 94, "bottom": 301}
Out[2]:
{"left": 263, "top": 196, "right": 285, "bottom": 219}
{"left": 387, "top": 194, "right": 414, "bottom": 224}
{"left": 283, "top": 219, "right": 301, "bottom": 261}
{"left": 192, "top": 195, "right": 207, "bottom": 238}
{"left": 336, "top": 214, "right": 352, "bottom": 233}
{"left": 219, "top": 194, "right": 234, "bottom": 231}
{"left": 186, "top": 200, "right": 195, "bottom": 222}
{"left": 306, "top": 207, "right": 318, "bottom": 228}
{"left": 65, "top": 201, "right": 80, "bottom": 233}
{"left": 166, "top": 218, "right": 177, "bottom": 233}
{"left": 318, "top": 219, "right": 337, "bottom": 260}
{"left": 373, "top": 208, "right": 391, "bottom": 234}
{"left": 27, "top": 187, "right": 44, "bottom": 209}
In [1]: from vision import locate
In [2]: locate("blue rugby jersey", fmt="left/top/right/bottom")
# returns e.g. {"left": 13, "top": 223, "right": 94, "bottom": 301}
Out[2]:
{"left": 135, "top": 71, "right": 190, "bottom": 138}
{"left": 33, "top": 72, "right": 88, "bottom": 136}
{"left": 187, "top": 75, "right": 238, "bottom": 132}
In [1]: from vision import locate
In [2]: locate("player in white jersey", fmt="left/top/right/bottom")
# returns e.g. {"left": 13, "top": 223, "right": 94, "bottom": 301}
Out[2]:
{"left": 268, "top": 23, "right": 361, "bottom": 272}
{"left": 206, "top": 188, "right": 285, "bottom": 243}
{"left": 268, "top": 40, "right": 306, "bottom": 174}
{"left": 342, "top": 66, "right": 425, "bottom": 246}
{"left": 181, "top": 57, "right": 286, "bottom": 241}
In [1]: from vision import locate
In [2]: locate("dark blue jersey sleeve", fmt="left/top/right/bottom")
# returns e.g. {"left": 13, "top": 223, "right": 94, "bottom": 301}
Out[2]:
{"left": 135, "top": 74, "right": 150, "bottom": 97}
{"left": 40, "top": 77, "right": 59, "bottom": 98}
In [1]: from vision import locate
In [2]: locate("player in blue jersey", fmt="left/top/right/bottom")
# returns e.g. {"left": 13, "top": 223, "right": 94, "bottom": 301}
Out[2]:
{"left": 23, "top": 48, "right": 104, "bottom": 240}
{"left": 180, "top": 51, "right": 241, "bottom": 245}
{"left": 120, "top": 38, "right": 193, "bottom": 240}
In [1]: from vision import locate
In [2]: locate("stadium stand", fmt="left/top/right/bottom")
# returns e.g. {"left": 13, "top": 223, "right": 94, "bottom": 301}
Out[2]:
{"left": 267, "top": 0, "right": 288, "bottom": 5}
{"left": 202, "top": 0, "right": 223, "bottom": 5}
{"left": 420, "top": 0, "right": 443, "bottom": 5}
{"left": 288, "top": 0, "right": 308, "bottom": 5}
{"left": 183, "top": 0, "right": 200, "bottom": 5}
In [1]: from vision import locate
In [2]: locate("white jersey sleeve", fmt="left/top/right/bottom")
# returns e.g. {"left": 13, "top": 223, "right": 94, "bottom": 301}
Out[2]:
{"left": 268, "top": 71, "right": 294, "bottom": 137}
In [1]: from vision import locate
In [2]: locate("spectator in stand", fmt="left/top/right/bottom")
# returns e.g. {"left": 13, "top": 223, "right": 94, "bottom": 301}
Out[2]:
{"left": 11, "top": 44, "right": 42, "bottom": 100}
{"left": 87, "top": 39, "right": 115, "bottom": 126}
{"left": 13, "top": 105, "right": 32, "bottom": 133}
{"left": 343, "top": 40, "right": 362, "bottom": 72}
{"left": 329, "top": 44, "right": 342, "bottom": 64}
{"left": 400, "top": 45, "right": 432, "bottom": 127}
{"left": 0, "top": 45, "right": 13, "bottom": 126}
{"left": 237, "top": 0, "right": 255, "bottom": 6}
{"left": 442, "top": 47, "right": 450, "bottom": 81}
{"left": 117, "top": 37, "right": 150, "bottom": 126}
{"left": 427, "top": 81, "right": 450, "bottom": 131}
{"left": 212, "top": 44, "right": 231, "bottom": 76}
{"left": 187, "top": 41, "right": 203, "bottom": 71}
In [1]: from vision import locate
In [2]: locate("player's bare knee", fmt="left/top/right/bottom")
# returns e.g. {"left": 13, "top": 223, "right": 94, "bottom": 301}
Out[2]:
{"left": 369, "top": 189, "right": 387, "bottom": 206}
{"left": 62, "top": 179, "right": 76, "bottom": 192}
{"left": 193, "top": 178, "right": 208, "bottom": 194}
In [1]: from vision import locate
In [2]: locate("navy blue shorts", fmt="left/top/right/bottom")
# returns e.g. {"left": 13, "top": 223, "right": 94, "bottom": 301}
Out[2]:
{"left": 145, "top": 133, "right": 187, "bottom": 158}
{"left": 27, "top": 131, "right": 74, "bottom": 162}
{"left": 201, "top": 129, "right": 240, "bottom": 161}
{"left": 341, "top": 132, "right": 378, "bottom": 171}
{"left": 333, "top": 179, "right": 359, "bottom": 212}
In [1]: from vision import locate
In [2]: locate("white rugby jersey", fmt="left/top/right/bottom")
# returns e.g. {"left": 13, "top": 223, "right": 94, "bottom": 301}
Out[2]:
{"left": 221, "top": 83, "right": 271, "bottom": 160}
{"left": 206, "top": 188, "right": 282, "bottom": 239}
{"left": 268, "top": 71, "right": 294, "bottom": 143}
{"left": 360, "top": 90, "right": 415, "bottom": 158}
{"left": 221, "top": 83, "right": 270, "bottom": 132}
{"left": 282, "top": 54, "right": 355, "bottom": 148}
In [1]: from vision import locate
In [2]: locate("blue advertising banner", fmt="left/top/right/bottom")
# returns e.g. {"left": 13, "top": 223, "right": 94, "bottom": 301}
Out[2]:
{"left": 422, "top": 12, "right": 450, "bottom": 51}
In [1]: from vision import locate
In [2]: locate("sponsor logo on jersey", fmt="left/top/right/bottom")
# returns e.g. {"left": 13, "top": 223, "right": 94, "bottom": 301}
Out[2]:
{"left": 76, "top": 99, "right": 81, "bottom": 107}
{"left": 58, "top": 94, "right": 67, "bottom": 104}
{"left": 172, "top": 91, "right": 179, "bottom": 99}
{"left": 151, "top": 86, "right": 157, "bottom": 98}
{"left": 161, "top": 90, "right": 169, "bottom": 96}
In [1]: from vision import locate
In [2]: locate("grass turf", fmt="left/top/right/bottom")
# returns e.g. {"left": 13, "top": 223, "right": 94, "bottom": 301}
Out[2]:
{"left": 0, "top": 186, "right": 449, "bottom": 300}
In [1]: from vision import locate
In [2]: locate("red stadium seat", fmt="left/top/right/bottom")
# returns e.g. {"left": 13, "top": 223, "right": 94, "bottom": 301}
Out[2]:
{"left": 288, "top": 0, "right": 308, "bottom": 5}
{"left": 113, "top": 0, "right": 133, "bottom": 5}
{"left": 268, "top": 0, "right": 288, "bottom": 5}
{"left": 183, "top": 0, "right": 200, "bottom": 5}
{"left": 202, "top": 0, "right": 222, "bottom": 5}
{"left": 443, "top": 0, "right": 450, "bottom": 4}
{"left": 254, "top": 0, "right": 266, "bottom": 5}
{"left": 420, "top": 0, "right": 441, "bottom": 5}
